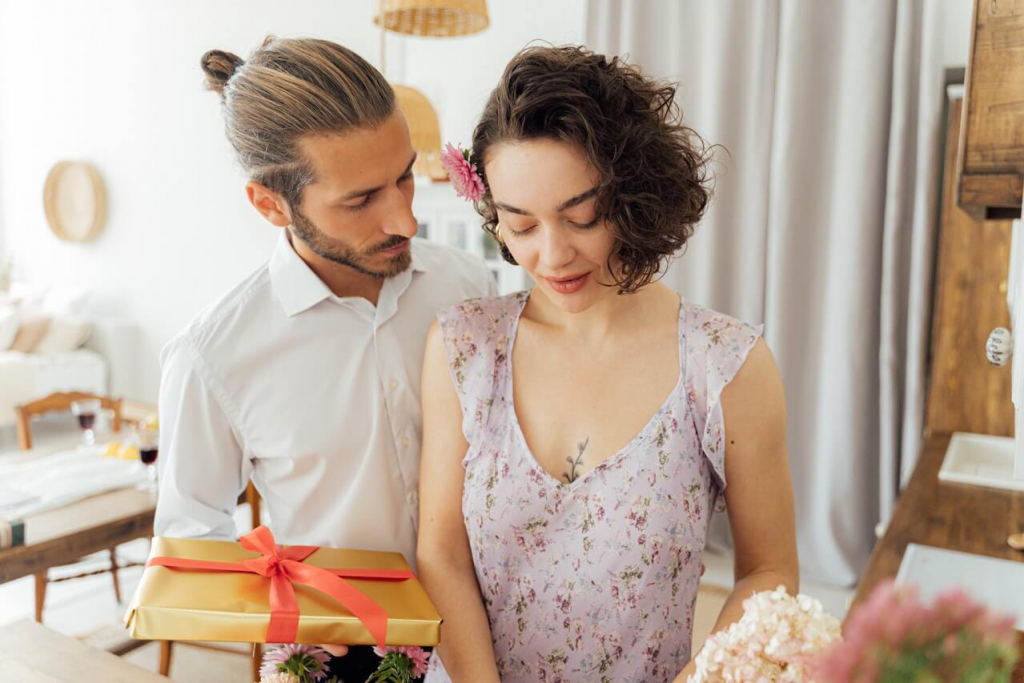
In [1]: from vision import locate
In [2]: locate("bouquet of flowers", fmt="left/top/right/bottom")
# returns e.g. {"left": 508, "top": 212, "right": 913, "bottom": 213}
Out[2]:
{"left": 257, "top": 643, "right": 429, "bottom": 683}
{"left": 813, "top": 580, "right": 1019, "bottom": 682}
{"left": 687, "top": 586, "right": 842, "bottom": 682}
{"left": 688, "top": 582, "right": 1019, "bottom": 682}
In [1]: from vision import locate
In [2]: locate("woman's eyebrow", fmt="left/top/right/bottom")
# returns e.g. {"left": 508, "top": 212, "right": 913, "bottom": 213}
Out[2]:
{"left": 494, "top": 185, "right": 599, "bottom": 216}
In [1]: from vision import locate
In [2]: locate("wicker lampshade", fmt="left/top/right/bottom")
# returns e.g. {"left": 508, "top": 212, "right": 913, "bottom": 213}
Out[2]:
{"left": 393, "top": 85, "right": 447, "bottom": 180}
{"left": 373, "top": 0, "right": 489, "bottom": 37}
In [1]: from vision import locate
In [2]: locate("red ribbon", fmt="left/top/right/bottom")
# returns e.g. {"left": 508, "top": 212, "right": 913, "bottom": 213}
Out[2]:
{"left": 146, "top": 526, "right": 414, "bottom": 646}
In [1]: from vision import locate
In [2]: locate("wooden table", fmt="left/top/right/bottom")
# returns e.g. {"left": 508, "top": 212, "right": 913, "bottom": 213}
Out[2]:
{"left": 853, "top": 434, "right": 1024, "bottom": 678}
{"left": 0, "top": 619, "right": 168, "bottom": 682}
{"left": 0, "top": 402, "right": 159, "bottom": 584}
{"left": 0, "top": 476, "right": 155, "bottom": 584}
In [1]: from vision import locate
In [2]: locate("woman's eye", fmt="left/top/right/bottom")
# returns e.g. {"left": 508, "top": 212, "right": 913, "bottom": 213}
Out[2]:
{"left": 570, "top": 217, "right": 600, "bottom": 230}
{"left": 507, "top": 225, "right": 536, "bottom": 237}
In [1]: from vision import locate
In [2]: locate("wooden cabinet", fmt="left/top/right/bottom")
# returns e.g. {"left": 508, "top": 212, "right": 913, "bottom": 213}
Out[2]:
{"left": 956, "top": 0, "right": 1024, "bottom": 219}
{"left": 852, "top": 436, "right": 1024, "bottom": 680}
{"left": 927, "top": 94, "right": 1015, "bottom": 437}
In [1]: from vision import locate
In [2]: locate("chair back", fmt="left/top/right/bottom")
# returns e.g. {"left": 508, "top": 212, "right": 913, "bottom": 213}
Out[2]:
{"left": 15, "top": 391, "right": 122, "bottom": 451}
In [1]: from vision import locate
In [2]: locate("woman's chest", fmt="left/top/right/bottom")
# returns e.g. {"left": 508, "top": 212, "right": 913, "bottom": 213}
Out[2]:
{"left": 510, "top": 328, "right": 681, "bottom": 486}
{"left": 464, "top": 411, "right": 716, "bottom": 544}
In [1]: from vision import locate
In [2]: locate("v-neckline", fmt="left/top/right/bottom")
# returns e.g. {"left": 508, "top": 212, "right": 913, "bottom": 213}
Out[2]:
{"left": 504, "top": 290, "right": 686, "bottom": 491}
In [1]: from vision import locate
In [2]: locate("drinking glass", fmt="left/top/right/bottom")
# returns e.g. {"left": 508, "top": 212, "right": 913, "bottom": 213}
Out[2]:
{"left": 137, "top": 426, "right": 159, "bottom": 492}
{"left": 70, "top": 399, "right": 102, "bottom": 448}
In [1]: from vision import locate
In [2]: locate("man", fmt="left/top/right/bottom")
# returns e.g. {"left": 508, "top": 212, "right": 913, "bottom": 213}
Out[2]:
{"left": 154, "top": 37, "right": 495, "bottom": 678}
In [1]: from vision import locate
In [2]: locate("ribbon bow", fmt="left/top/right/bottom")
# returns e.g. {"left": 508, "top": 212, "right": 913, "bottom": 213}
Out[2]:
{"left": 147, "top": 526, "right": 414, "bottom": 646}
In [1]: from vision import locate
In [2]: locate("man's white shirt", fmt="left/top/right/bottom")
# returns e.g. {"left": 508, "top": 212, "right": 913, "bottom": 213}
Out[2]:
{"left": 154, "top": 233, "right": 497, "bottom": 564}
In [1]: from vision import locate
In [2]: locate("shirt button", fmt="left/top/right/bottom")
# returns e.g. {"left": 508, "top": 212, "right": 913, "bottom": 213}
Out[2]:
{"left": 401, "top": 437, "right": 410, "bottom": 449}
{"left": 390, "top": 379, "right": 398, "bottom": 390}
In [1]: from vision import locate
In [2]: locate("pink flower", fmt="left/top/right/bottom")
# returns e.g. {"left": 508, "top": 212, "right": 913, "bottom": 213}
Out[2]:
{"left": 260, "top": 643, "right": 331, "bottom": 682}
{"left": 373, "top": 645, "right": 430, "bottom": 679}
{"left": 813, "top": 581, "right": 1020, "bottom": 682}
{"left": 441, "top": 142, "right": 486, "bottom": 202}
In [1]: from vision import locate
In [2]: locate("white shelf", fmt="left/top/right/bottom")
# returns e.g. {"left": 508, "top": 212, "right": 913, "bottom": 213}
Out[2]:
{"left": 413, "top": 182, "right": 529, "bottom": 295}
{"left": 896, "top": 544, "right": 1024, "bottom": 630}
{"left": 938, "top": 431, "right": 1024, "bottom": 493}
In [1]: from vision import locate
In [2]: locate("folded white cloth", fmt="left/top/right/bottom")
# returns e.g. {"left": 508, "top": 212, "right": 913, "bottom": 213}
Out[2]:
{"left": 0, "top": 447, "right": 147, "bottom": 518}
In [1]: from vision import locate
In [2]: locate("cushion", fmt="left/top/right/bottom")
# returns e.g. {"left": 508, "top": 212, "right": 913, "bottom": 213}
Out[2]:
{"left": 9, "top": 313, "right": 51, "bottom": 353}
{"left": 34, "top": 316, "right": 92, "bottom": 354}
{"left": 0, "top": 307, "right": 17, "bottom": 351}
{"left": 41, "top": 287, "right": 92, "bottom": 316}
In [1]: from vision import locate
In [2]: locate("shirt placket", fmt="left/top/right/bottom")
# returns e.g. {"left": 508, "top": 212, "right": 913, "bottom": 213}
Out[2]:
{"left": 373, "top": 272, "right": 420, "bottom": 529}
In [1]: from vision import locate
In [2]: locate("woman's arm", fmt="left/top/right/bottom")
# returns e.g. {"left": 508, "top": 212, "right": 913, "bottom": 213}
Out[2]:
{"left": 417, "top": 321, "right": 502, "bottom": 682}
{"left": 675, "top": 339, "right": 799, "bottom": 682}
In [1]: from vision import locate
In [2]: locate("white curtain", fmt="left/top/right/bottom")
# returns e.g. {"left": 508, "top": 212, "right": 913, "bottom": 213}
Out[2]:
{"left": 586, "top": 0, "right": 944, "bottom": 585}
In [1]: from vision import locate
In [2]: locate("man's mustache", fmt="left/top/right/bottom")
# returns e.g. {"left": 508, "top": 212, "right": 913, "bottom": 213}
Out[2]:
{"left": 368, "top": 236, "right": 410, "bottom": 254}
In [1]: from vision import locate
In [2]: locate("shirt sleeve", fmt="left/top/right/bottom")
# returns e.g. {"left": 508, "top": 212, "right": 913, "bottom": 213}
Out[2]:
{"left": 153, "top": 337, "right": 246, "bottom": 540}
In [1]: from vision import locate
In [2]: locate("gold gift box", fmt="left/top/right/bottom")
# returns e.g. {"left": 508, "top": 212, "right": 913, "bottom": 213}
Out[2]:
{"left": 125, "top": 536, "right": 441, "bottom": 646}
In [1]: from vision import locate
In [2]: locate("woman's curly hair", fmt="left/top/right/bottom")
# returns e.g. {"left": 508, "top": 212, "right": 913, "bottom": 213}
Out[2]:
{"left": 471, "top": 45, "right": 714, "bottom": 294}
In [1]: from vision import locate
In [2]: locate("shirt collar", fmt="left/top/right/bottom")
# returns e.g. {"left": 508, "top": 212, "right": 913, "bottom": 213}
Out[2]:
{"left": 269, "top": 231, "right": 427, "bottom": 317}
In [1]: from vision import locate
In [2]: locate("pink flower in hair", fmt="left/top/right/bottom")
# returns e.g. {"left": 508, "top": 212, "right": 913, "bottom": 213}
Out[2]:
{"left": 441, "top": 142, "right": 486, "bottom": 202}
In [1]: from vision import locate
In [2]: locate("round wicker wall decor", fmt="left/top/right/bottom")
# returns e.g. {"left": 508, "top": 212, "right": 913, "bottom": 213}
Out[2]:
{"left": 43, "top": 161, "right": 107, "bottom": 243}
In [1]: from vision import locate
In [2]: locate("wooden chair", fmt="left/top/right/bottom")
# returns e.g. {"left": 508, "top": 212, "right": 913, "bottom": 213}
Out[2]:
{"left": 246, "top": 481, "right": 261, "bottom": 533}
{"left": 158, "top": 481, "right": 263, "bottom": 679}
{"left": 15, "top": 391, "right": 122, "bottom": 452}
{"left": 159, "top": 641, "right": 263, "bottom": 680}
{"left": 14, "top": 391, "right": 126, "bottom": 623}
{"left": 17, "top": 393, "right": 264, "bottom": 676}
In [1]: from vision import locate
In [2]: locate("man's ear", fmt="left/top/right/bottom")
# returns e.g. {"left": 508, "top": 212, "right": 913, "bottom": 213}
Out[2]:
{"left": 246, "top": 181, "right": 293, "bottom": 227}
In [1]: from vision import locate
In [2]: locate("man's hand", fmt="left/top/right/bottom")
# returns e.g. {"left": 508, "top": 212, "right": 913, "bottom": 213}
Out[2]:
{"left": 318, "top": 644, "right": 349, "bottom": 657}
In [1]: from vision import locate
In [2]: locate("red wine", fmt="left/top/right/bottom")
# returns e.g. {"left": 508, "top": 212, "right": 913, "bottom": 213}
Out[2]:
{"left": 140, "top": 448, "right": 158, "bottom": 465}
{"left": 77, "top": 414, "right": 95, "bottom": 430}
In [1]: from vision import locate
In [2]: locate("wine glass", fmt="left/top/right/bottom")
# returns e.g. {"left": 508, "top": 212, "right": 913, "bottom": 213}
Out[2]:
{"left": 70, "top": 398, "right": 102, "bottom": 448}
{"left": 137, "top": 426, "right": 159, "bottom": 492}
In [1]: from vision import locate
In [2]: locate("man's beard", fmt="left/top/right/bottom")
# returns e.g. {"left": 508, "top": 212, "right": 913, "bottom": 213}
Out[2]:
{"left": 289, "top": 207, "right": 412, "bottom": 280}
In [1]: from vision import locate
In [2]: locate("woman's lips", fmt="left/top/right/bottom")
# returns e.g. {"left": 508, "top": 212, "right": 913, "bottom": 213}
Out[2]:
{"left": 544, "top": 272, "right": 590, "bottom": 294}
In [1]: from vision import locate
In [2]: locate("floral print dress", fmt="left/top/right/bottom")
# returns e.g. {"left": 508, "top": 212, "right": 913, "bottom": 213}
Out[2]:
{"left": 425, "top": 291, "right": 762, "bottom": 683}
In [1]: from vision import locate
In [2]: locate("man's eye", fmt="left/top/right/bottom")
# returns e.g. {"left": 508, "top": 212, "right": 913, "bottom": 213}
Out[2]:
{"left": 349, "top": 194, "right": 374, "bottom": 210}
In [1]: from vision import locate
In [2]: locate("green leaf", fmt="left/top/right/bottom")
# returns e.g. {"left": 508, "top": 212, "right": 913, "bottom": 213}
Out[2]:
{"left": 365, "top": 653, "right": 414, "bottom": 683}
{"left": 272, "top": 651, "right": 330, "bottom": 683}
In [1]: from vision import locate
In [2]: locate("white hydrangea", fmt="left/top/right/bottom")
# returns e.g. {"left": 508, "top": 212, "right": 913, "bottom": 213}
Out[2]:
{"left": 257, "top": 673, "right": 300, "bottom": 683}
{"left": 689, "top": 586, "right": 842, "bottom": 682}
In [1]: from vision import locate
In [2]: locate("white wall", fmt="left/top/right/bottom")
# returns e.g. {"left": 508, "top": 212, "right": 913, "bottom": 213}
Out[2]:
{"left": 0, "top": 0, "right": 585, "bottom": 402}
{"left": 941, "top": 0, "right": 974, "bottom": 68}
{"left": 395, "top": 0, "right": 587, "bottom": 151}
{"left": 0, "top": 0, "right": 969, "bottom": 402}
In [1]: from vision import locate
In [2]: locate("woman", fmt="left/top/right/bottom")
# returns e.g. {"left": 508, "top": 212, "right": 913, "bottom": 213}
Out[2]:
{"left": 417, "top": 46, "right": 798, "bottom": 682}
